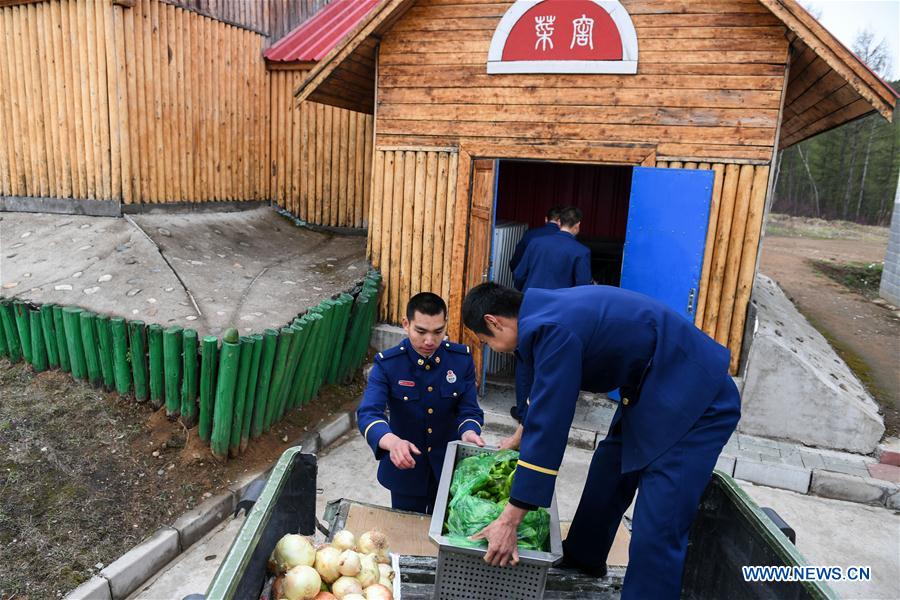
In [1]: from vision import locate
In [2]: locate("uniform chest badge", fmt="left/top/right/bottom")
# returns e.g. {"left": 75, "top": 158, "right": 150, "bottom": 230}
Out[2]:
{"left": 398, "top": 380, "right": 416, "bottom": 387}
{"left": 446, "top": 370, "right": 457, "bottom": 384}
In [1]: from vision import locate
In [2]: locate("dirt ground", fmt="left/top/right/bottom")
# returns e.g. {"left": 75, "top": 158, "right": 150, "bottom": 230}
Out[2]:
{"left": 0, "top": 360, "right": 363, "bottom": 599}
{"left": 759, "top": 214, "right": 900, "bottom": 437}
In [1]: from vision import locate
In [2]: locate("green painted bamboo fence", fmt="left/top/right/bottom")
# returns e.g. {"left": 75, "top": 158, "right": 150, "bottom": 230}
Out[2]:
{"left": 0, "top": 270, "right": 382, "bottom": 460}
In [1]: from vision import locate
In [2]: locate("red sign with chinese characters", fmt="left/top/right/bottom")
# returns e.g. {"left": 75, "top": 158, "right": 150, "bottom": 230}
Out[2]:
{"left": 501, "top": 1, "right": 623, "bottom": 62}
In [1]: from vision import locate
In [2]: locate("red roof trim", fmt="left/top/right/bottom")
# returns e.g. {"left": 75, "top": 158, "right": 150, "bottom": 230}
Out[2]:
{"left": 264, "top": 0, "right": 381, "bottom": 63}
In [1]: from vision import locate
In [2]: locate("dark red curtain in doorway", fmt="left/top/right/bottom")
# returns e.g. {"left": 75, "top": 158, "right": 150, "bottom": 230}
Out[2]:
{"left": 495, "top": 160, "right": 632, "bottom": 240}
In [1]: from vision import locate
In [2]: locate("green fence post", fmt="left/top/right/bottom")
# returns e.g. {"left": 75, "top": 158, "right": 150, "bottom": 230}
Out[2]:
{"left": 39, "top": 304, "right": 58, "bottom": 368}
{"left": 52, "top": 306, "right": 69, "bottom": 372}
{"left": 296, "top": 313, "right": 325, "bottom": 406}
{"left": 286, "top": 317, "right": 313, "bottom": 410}
{"left": 264, "top": 327, "right": 294, "bottom": 431}
{"left": 147, "top": 324, "right": 164, "bottom": 409}
{"left": 111, "top": 317, "right": 130, "bottom": 395}
{"left": 0, "top": 300, "right": 22, "bottom": 363}
{"left": 278, "top": 319, "right": 311, "bottom": 419}
{"left": 181, "top": 329, "right": 199, "bottom": 428}
{"left": 251, "top": 329, "right": 277, "bottom": 439}
{"left": 229, "top": 337, "right": 254, "bottom": 458}
{"left": 95, "top": 315, "right": 115, "bottom": 391}
{"left": 308, "top": 302, "right": 337, "bottom": 400}
{"left": 326, "top": 294, "right": 354, "bottom": 384}
{"left": 128, "top": 320, "right": 149, "bottom": 401}
{"left": 80, "top": 312, "right": 101, "bottom": 386}
{"left": 62, "top": 307, "right": 86, "bottom": 379}
{"left": 29, "top": 309, "right": 48, "bottom": 372}
{"left": 199, "top": 335, "right": 218, "bottom": 443}
{"left": 240, "top": 333, "right": 263, "bottom": 452}
{"left": 211, "top": 339, "right": 240, "bottom": 460}
{"left": 163, "top": 326, "right": 183, "bottom": 418}
{"left": 13, "top": 301, "right": 32, "bottom": 364}
{"left": 0, "top": 312, "right": 6, "bottom": 358}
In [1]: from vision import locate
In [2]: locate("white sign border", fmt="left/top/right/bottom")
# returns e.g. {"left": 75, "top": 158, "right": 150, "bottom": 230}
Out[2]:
{"left": 486, "top": 0, "right": 639, "bottom": 73}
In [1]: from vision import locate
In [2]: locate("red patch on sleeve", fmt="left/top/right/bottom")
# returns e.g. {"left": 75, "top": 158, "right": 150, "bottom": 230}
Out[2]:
{"left": 398, "top": 380, "right": 416, "bottom": 387}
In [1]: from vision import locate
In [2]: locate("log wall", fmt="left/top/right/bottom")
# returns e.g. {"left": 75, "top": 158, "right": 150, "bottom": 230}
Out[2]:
{"left": 270, "top": 69, "right": 374, "bottom": 228}
{"left": 365, "top": 153, "right": 769, "bottom": 375}
{"left": 376, "top": 0, "right": 790, "bottom": 163}
{"left": 367, "top": 148, "right": 459, "bottom": 324}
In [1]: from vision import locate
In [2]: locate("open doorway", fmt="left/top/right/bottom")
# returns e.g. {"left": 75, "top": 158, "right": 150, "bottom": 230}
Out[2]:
{"left": 485, "top": 159, "right": 634, "bottom": 380}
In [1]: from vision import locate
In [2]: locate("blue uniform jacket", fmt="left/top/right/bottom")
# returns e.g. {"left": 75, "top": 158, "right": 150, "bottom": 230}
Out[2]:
{"left": 513, "top": 230, "right": 592, "bottom": 291}
{"left": 508, "top": 222, "right": 559, "bottom": 273}
{"left": 357, "top": 339, "right": 484, "bottom": 496}
{"left": 511, "top": 286, "right": 733, "bottom": 508}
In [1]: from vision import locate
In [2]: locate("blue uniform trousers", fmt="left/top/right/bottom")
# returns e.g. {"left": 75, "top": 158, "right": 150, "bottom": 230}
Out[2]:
{"left": 390, "top": 469, "right": 439, "bottom": 514}
{"left": 563, "top": 376, "right": 740, "bottom": 599}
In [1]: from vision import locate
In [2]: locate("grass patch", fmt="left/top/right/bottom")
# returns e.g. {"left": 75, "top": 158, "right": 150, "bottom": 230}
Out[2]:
{"left": 808, "top": 259, "right": 884, "bottom": 300}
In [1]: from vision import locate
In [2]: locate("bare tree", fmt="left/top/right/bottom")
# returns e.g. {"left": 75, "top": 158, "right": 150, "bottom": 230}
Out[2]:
{"left": 852, "top": 29, "right": 892, "bottom": 221}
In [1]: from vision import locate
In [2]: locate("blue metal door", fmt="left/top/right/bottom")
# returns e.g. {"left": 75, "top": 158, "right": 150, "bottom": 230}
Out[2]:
{"left": 620, "top": 167, "right": 714, "bottom": 321}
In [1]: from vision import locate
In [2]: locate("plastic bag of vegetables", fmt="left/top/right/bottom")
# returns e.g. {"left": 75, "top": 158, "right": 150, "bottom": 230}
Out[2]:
{"left": 444, "top": 450, "right": 550, "bottom": 552}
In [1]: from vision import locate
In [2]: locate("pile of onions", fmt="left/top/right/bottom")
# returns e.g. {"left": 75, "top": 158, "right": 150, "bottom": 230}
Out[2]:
{"left": 268, "top": 529, "right": 394, "bottom": 600}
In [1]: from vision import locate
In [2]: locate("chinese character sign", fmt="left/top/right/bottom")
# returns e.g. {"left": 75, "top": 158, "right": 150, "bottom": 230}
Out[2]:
{"left": 534, "top": 15, "right": 556, "bottom": 51}
{"left": 501, "top": 1, "right": 621, "bottom": 61}
{"left": 571, "top": 15, "right": 594, "bottom": 50}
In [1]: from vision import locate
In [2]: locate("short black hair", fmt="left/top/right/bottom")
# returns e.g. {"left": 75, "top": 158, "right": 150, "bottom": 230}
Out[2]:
{"left": 406, "top": 292, "right": 447, "bottom": 322}
{"left": 559, "top": 206, "right": 583, "bottom": 227}
{"left": 462, "top": 283, "right": 523, "bottom": 337}
{"left": 547, "top": 205, "right": 564, "bottom": 221}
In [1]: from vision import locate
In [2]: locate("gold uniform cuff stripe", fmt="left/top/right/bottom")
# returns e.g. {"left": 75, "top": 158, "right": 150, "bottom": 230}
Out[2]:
{"left": 517, "top": 460, "right": 558, "bottom": 476}
{"left": 458, "top": 419, "right": 483, "bottom": 433}
{"left": 363, "top": 419, "right": 388, "bottom": 440}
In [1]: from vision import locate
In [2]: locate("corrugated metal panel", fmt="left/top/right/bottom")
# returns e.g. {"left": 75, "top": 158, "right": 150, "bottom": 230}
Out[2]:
{"left": 486, "top": 221, "right": 527, "bottom": 376}
{"left": 264, "top": 0, "right": 380, "bottom": 63}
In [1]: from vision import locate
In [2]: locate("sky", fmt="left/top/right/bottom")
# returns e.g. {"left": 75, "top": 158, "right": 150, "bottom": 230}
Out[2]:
{"left": 800, "top": 0, "right": 900, "bottom": 80}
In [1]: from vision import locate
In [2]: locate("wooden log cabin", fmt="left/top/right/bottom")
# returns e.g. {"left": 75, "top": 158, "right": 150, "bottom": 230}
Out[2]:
{"left": 0, "top": 0, "right": 374, "bottom": 228}
{"left": 294, "top": 0, "right": 898, "bottom": 376}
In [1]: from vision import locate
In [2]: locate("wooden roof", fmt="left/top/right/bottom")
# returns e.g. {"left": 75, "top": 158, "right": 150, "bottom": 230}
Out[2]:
{"left": 296, "top": 0, "right": 897, "bottom": 148}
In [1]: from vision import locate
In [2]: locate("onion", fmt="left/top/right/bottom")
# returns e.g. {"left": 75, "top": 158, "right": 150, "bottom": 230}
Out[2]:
{"left": 356, "top": 554, "right": 379, "bottom": 588}
{"left": 338, "top": 550, "right": 361, "bottom": 576}
{"left": 314, "top": 545, "right": 342, "bottom": 583}
{"left": 377, "top": 564, "right": 393, "bottom": 582}
{"left": 269, "top": 534, "right": 317, "bottom": 574}
{"left": 331, "top": 576, "right": 363, "bottom": 599}
{"left": 313, "top": 593, "right": 337, "bottom": 600}
{"left": 282, "top": 565, "right": 322, "bottom": 600}
{"left": 273, "top": 575, "right": 285, "bottom": 599}
{"left": 357, "top": 531, "right": 390, "bottom": 564}
{"left": 363, "top": 583, "right": 393, "bottom": 600}
{"left": 332, "top": 529, "right": 356, "bottom": 551}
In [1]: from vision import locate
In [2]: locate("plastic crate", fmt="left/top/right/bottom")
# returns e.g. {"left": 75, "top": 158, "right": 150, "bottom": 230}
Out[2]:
{"left": 428, "top": 442, "right": 563, "bottom": 600}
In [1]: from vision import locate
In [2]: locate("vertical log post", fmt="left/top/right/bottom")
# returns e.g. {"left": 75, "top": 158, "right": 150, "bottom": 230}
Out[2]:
{"left": 163, "top": 325, "right": 183, "bottom": 418}
{"left": 181, "top": 328, "right": 199, "bottom": 427}
{"left": 147, "top": 323, "right": 164, "bottom": 409}
{"left": 128, "top": 320, "right": 149, "bottom": 401}
{"left": 111, "top": 317, "right": 131, "bottom": 396}
{"left": 199, "top": 335, "right": 218, "bottom": 443}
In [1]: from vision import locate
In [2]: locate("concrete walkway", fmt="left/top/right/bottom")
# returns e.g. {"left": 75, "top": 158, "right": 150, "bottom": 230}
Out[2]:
{"left": 0, "top": 208, "right": 367, "bottom": 337}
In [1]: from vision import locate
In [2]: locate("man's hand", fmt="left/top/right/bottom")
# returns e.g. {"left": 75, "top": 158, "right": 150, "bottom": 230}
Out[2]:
{"left": 379, "top": 433, "right": 420, "bottom": 469}
{"left": 471, "top": 503, "right": 527, "bottom": 567}
{"left": 499, "top": 424, "right": 523, "bottom": 450}
{"left": 461, "top": 430, "right": 485, "bottom": 447}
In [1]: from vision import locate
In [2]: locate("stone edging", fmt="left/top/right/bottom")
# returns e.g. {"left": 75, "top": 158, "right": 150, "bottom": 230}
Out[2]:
{"left": 716, "top": 454, "right": 900, "bottom": 509}
{"left": 64, "top": 409, "right": 358, "bottom": 600}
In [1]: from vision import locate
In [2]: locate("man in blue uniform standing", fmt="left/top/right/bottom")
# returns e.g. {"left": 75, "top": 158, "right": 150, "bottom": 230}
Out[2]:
{"left": 357, "top": 292, "right": 485, "bottom": 514}
{"left": 513, "top": 206, "right": 592, "bottom": 292}
{"left": 462, "top": 283, "right": 741, "bottom": 599}
{"left": 508, "top": 205, "right": 564, "bottom": 273}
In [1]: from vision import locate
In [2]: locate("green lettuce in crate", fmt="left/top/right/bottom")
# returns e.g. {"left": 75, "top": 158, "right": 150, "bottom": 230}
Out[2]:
{"left": 444, "top": 450, "right": 550, "bottom": 551}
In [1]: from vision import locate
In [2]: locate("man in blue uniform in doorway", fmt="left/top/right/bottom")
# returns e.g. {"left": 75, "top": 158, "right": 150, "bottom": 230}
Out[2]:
{"left": 461, "top": 283, "right": 741, "bottom": 600}
{"left": 508, "top": 205, "right": 564, "bottom": 273}
{"left": 357, "top": 292, "right": 485, "bottom": 514}
{"left": 513, "top": 206, "right": 593, "bottom": 292}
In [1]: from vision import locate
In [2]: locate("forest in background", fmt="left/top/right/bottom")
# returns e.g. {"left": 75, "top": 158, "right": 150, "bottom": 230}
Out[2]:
{"left": 772, "top": 29, "right": 900, "bottom": 226}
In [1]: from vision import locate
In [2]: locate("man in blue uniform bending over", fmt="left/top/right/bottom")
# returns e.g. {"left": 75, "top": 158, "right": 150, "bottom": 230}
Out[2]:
{"left": 513, "top": 206, "right": 592, "bottom": 292}
{"left": 357, "top": 292, "right": 485, "bottom": 514}
{"left": 508, "top": 205, "right": 564, "bottom": 274}
{"left": 462, "top": 283, "right": 741, "bottom": 599}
